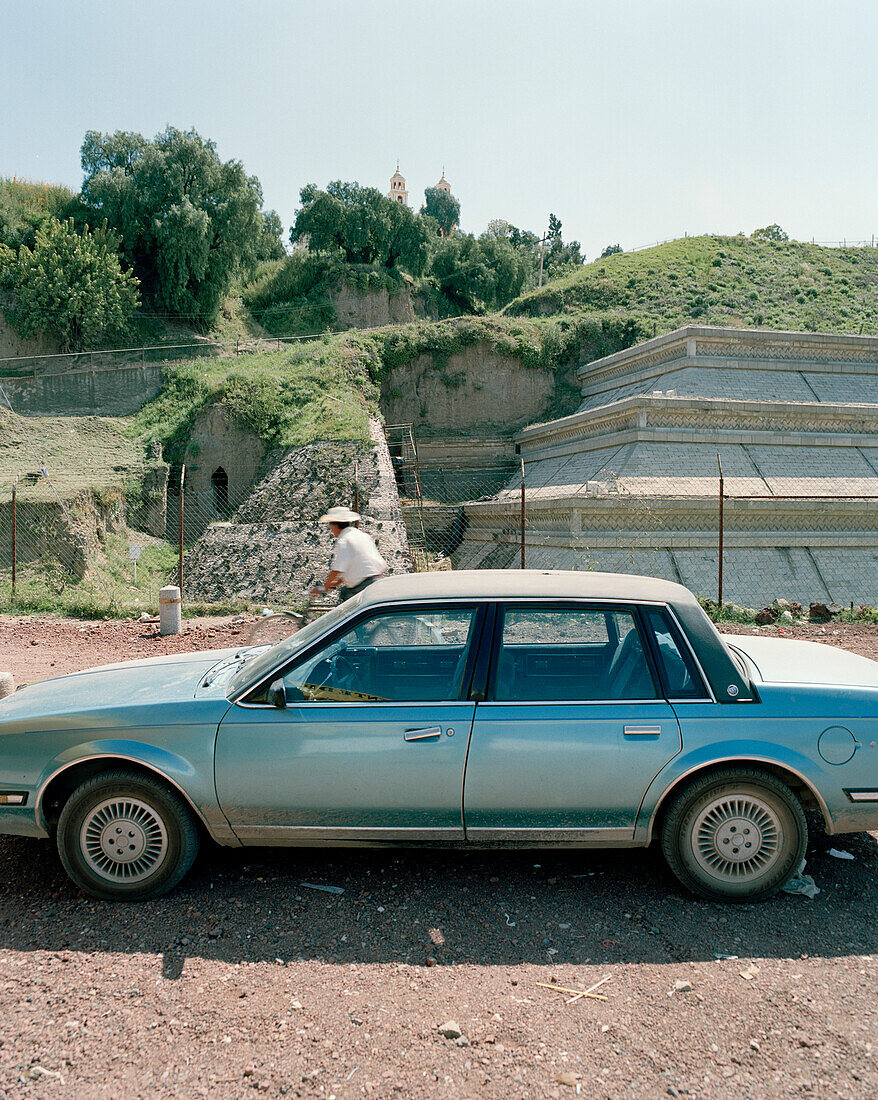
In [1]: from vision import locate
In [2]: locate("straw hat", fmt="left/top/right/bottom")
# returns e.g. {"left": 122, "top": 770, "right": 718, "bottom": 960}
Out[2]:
{"left": 319, "top": 506, "right": 361, "bottom": 524}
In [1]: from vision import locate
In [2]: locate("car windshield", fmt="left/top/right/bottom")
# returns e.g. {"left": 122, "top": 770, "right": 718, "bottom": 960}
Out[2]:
{"left": 226, "top": 594, "right": 365, "bottom": 697}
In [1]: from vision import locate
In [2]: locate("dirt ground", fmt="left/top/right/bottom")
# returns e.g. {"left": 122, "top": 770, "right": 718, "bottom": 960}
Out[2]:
{"left": 0, "top": 615, "right": 876, "bottom": 1099}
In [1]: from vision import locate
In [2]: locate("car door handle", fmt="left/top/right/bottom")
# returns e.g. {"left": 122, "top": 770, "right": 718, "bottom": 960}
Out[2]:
{"left": 404, "top": 726, "right": 442, "bottom": 742}
{"left": 623, "top": 725, "right": 662, "bottom": 738}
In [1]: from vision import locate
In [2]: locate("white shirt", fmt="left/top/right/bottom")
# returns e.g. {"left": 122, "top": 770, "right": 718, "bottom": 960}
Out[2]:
{"left": 330, "top": 527, "right": 388, "bottom": 587}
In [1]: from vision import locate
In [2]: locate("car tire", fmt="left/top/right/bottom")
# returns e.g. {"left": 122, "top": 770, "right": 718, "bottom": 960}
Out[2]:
{"left": 661, "top": 767, "right": 807, "bottom": 902}
{"left": 57, "top": 769, "right": 200, "bottom": 901}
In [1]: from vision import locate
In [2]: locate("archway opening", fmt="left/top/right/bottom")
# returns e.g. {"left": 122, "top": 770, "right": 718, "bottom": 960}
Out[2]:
{"left": 211, "top": 466, "right": 229, "bottom": 514}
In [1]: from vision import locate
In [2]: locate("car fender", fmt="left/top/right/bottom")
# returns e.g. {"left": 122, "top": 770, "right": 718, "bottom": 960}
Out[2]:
{"left": 34, "top": 738, "right": 239, "bottom": 844}
{"left": 636, "top": 740, "right": 833, "bottom": 843}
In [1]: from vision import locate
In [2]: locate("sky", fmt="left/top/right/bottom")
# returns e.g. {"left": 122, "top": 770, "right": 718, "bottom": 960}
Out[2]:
{"left": 3, "top": 0, "right": 878, "bottom": 262}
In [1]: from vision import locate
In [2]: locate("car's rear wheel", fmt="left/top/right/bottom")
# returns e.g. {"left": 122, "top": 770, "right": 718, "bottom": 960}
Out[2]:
{"left": 661, "top": 767, "right": 806, "bottom": 902}
{"left": 57, "top": 770, "right": 199, "bottom": 901}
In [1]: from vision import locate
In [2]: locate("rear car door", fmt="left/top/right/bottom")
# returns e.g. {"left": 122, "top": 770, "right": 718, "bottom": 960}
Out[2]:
{"left": 462, "top": 603, "right": 682, "bottom": 842}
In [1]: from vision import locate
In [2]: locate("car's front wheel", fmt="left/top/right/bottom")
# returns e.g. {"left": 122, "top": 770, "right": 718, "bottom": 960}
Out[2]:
{"left": 661, "top": 767, "right": 807, "bottom": 902}
{"left": 57, "top": 770, "right": 200, "bottom": 901}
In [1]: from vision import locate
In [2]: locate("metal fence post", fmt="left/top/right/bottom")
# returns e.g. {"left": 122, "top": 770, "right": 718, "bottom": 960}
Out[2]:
{"left": 10, "top": 481, "right": 16, "bottom": 597}
{"left": 520, "top": 457, "right": 526, "bottom": 569}
{"left": 717, "top": 453, "right": 724, "bottom": 606}
{"left": 178, "top": 465, "right": 185, "bottom": 595}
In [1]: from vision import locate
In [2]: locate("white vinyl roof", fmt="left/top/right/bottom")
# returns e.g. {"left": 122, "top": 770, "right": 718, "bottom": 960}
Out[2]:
{"left": 359, "top": 569, "right": 696, "bottom": 607}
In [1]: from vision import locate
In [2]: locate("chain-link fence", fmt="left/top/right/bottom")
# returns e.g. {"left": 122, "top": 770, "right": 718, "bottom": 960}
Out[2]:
{"left": 392, "top": 449, "right": 878, "bottom": 611}
{"left": 3, "top": 375, "right": 878, "bottom": 614}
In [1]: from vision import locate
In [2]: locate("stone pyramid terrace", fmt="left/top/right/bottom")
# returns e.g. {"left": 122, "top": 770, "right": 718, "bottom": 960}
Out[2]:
{"left": 455, "top": 326, "right": 878, "bottom": 607}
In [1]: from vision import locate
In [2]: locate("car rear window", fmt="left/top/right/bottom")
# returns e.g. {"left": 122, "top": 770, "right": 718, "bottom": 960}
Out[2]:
{"left": 494, "top": 607, "right": 657, "bottom": 702}
{"left": 641, "top": 606, "right": 709, "bottom": 699}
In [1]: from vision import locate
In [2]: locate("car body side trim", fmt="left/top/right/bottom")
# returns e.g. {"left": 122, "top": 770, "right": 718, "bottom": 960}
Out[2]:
{"left": 473, "top": 698, "right": 664, "bottom": 707}
{"left": 35, "top": 753, "right": 223, "bottom": 841}
{"left": 465, "top": 826, "right": 638, "bottom": 846}
{"left": 642, "top": 754, "right": 833, "bottom": 842}
{"left": 235, "top": 700, "right": 477, "bottom": 711}
{"left": 844, "top": 788, "right": 878, "bottom": 802}
{"left": 233, "top": 825, "right": 461, "bottom": 844}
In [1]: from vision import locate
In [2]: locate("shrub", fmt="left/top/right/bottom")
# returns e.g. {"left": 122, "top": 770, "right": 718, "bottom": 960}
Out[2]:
{"left": 8, "top": 217, "right": 139, "bottom": 350}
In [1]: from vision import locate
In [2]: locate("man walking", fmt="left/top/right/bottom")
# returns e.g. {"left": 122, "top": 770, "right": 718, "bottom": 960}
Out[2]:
{"left": 311, "top": 506, "right": 388, "bottom": 601}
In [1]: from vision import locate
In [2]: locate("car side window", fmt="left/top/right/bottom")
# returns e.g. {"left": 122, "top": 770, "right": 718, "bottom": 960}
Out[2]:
{"left": 280, "top": 608, "right": 479, "bottom": 703}
{"left": 641, "top": 607, "right": 708, "bottom": 699}
{"left": 493, "top": 607, "right": 657, "bottom": 702}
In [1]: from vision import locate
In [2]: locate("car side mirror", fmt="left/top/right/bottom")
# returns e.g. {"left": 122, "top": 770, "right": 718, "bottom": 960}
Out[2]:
{"left": 268, "top": 679, "right": 287, "bottom": 709}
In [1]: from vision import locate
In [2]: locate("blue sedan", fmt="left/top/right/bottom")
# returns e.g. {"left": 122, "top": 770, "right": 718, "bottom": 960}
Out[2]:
{"left": 1, "top": 571, "right": 877, "bottom": 902}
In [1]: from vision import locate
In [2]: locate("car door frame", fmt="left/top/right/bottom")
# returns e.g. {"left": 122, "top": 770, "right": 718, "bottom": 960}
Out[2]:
{"left": 232, "top": 598, "right": 493, "bottom": 708}
{"left": 460, "top": 598, "right": 688, "bottom": 844}
{"left": 216, "top": 599, "right": 494, "bottom": 843}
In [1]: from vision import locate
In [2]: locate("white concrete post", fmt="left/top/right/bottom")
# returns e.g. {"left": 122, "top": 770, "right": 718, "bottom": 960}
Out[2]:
{"left": 158, "top": 584, "right": 183, "bottom": 636}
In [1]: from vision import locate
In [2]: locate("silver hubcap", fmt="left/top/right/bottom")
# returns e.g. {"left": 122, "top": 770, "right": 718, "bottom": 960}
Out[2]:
{"left": 690, "top": 794, "right": 782, "bottom": 882}
{"left": 81, "top": 797, "right": 169, "bottom": 883}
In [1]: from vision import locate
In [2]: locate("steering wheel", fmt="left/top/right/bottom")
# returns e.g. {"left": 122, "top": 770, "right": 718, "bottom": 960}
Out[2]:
{"left": 329, "top": 653, "right": 357, "bottom": 682}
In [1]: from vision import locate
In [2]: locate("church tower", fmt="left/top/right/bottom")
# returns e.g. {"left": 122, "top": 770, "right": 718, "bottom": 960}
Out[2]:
{"left": 434, "top": 170, "right": 451, "bottom": 195}
{"left": 388, "top": 165, "right": 409, "bottom": 205}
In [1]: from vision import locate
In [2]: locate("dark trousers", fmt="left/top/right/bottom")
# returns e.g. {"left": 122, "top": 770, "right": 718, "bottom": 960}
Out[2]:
{"left": 339, "top": 575, "right": 381, "bottom": 601}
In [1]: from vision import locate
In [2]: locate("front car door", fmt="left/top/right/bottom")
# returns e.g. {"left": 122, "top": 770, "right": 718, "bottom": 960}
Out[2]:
{"left": 216, "top": 602, "right": 486, "bottom": 843}
{"left": 462, "top": 603, "right": 683, "bottom": 844}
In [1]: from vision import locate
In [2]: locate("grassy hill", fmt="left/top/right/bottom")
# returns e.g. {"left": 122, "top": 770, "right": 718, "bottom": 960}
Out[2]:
{"left": 504, "top": 235, "right": 878, "bottom": 339}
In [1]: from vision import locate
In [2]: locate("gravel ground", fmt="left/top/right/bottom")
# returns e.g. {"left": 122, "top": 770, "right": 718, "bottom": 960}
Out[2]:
{"left": 0, "top": 616, "right": 876, "bottom": 1099}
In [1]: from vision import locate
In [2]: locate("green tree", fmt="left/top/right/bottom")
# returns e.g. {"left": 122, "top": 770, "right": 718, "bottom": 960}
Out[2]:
{"left": 428, "top": 234, "right": 528, "bottom": 312}
{"left": 508, "top": 225, "right": 539, "bottom": 251}
{"left": 544, "top": 215, "right": 585, "bottom": 280}
{"left": 429, "top": 235, "right": 492, "bottom": 312}
{"left": 601, "top": 243, "right": 623, "bottom": 257}
{"left": 476, "top": 237, "right": 529, "bottom": 306}
{"left": 9, "top": 217, "right": 139, "bottom": 350}
{"left": 481, "top": 218, "right": 583, "bottom": 291}
{"left": 483, "top": 218, "right": 512, "bottom": 241}
{"left": 422, "top": 187, "right": 460, "bottom": 237}
{"left": 255, "top": 210, "right": 286, "bottom": 261}
{"left": 80, "top": 127, "right": 266, "bottom": 326}
{"left": 751, "top": 224, "right": 789, "bottom": 242}
{"left": 292, "top": 181, "right": 430, "bottom": 274}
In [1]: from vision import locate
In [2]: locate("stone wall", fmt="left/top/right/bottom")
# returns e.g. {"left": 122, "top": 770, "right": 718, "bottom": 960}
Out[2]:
{"left": 181, "top": 420, "right": 410, "bottom": 604}
{"left": 453, "top": 325, "right": 878, "bottom": 607}
{"left": 380, "top": 343, "right": 559, "bottom": 435}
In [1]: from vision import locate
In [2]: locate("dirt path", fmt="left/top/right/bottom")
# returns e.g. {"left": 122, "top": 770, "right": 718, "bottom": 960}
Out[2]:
{"left": 0, "top": 615, "right": 259, "bottom": 686}
{"left": 0, "top": 616, "right": 875, "bottom": 1098}
{"left": 4, "top": 614, "right": 878, "bottom": 687}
